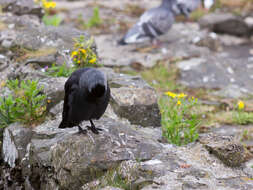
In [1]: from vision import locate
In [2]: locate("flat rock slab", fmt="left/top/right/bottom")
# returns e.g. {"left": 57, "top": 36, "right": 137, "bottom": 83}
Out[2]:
{"left": 177, "top": 53, "right": 253, "bottom": 98}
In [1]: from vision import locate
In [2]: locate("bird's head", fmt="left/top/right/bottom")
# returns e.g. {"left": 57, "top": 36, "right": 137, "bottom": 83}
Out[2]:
{"left": 90, "top": 83, "right": 106, "bottom": 98}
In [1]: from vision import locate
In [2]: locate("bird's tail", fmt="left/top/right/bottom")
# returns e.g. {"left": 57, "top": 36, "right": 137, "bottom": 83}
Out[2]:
{"left": 59, "top": 120, "right": 67, "bottom": 128}
{"left": 117, "top": 38, "right": 127, "bottom": 45}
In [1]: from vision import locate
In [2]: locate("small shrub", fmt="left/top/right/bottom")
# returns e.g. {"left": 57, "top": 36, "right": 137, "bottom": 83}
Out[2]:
{"left": 71, "top": 35, "right": 99, "bottom": 68}
{"left": 46, "top": 63, "right": 75, "bottom": 77}
{"left": 0, "top": 79, "right": 47, "bottom": 128}
{"left": 161, "top": 92, "right": 200, "bottom": 146}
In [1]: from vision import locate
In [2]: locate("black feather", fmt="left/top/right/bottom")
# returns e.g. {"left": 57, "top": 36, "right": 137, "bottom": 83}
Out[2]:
{"left": 59, "top": 68, "right": 110, "bottom": 133}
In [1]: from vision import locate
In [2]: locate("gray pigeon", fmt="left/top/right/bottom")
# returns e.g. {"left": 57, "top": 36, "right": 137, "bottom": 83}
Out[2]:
{"left": 118, "top": 0, "right": 181, "bottom": 45}
{"left": 59, "top": 68, "right": 110, "bottom": 134}
{"left": 176, "top": 0, "right": 201, "bottom": 17}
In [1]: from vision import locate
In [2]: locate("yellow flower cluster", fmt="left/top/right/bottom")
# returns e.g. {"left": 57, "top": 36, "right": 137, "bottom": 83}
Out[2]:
{"left": 165, "top": 91, "right": 187, "bottom": 99}
{"left": 42, "top": 0, "right": 56, "bottom": 9}
{"left": 237, "top": 100, "right": 245, "bottom": 110}
{"left": 71, "top": 48, "right": 97, "bottom": 65}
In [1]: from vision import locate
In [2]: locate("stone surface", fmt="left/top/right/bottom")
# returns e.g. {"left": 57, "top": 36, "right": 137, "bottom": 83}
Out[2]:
{"left": 0, "top": 0, "right": 43, "bottom": 17}
{"left": 199, "top": 134, "right": 252, "bottom": 167}
{"left": 1, "top": 117, "right": 161, "bottom": 190}
{"left": 199, "top": 13, "right": 251, "bottom": 36}
{"left": 100, "top": 68, "right": 161, "bottom": 127}
{"left": 0, "top": 14, "right": 91, "bottom": 67}
{"left": 2, "top": 123, "right": 33, "bottom": 168}
{"left": 177, "top": 53, "right": 253, "bottom": 98}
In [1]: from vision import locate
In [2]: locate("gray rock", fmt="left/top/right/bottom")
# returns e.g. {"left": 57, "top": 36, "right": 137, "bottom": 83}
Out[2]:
{"left": 39, "top": 77, "right": 66, "bottom": 110}
{"left": 5, "top": 117, "right": 161, "bottom": 190}
{"left": 2, "top": 123, "right": 33, "bottom": 168}
{"left": 99, "top": 68, "right": 161, "bottom": 127}
{"left": 0, "top": 0, "right": 43, "bottom": 17}
{"left": 0, "top": 14, "right": 92, "bottom": 68}
{"left": 199, "top": 134, "right": 252, "bottom": 167}
{"left": 100, "top": 187, "right": 124, "bottom": 190}
{"left": 199, "top": 13, "right": 250, "bottom": 36}
{"left": 177, "top": 55, "right": 253, "bottom": 98}
{"left": 110, "top": 87, "right": 161, "bottom": 127}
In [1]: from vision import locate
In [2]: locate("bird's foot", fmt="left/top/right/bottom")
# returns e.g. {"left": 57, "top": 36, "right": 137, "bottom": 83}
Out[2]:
{"left": 86, "top": 125, "right": 102, "bottom": 134}
{"left": 151, "top": 39, "right": 162, "bottom": 49}
{"left": 78, "top": 126, "right": 87, "bottom": 135}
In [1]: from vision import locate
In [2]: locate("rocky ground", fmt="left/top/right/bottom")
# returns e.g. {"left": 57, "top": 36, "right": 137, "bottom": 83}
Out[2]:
{"left": 1, "top": 0, "right": 253, "bottom": 189}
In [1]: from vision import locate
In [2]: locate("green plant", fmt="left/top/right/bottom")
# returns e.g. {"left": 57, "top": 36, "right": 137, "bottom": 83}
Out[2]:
{"left": 71, "top": 35, "right": 98, "bottom": 68}
{"left": 85, "top": 6, "right": 102, "bottom": 28}
{"left": 0, "top": 96, "right": 16, "bottom": 128}
{"left": 42, "top": 15, "right": 62, "bottom": 26}
{"left": 0, "top": 79, "right": 47, "bottom": 127}
{"left": 35, "top": 0, "right": 62, "bottom": 26}
{"left": 46, "top": 63, "right": 75, "bottom": 77}
{"left": 232, "top": 100, "right": 253, "bottom": 125}
{"left": 161, "top": 92, "right": 200, "bottom": 146}
{"left": 232, "top": 111, "right": 253, "bottom": 125}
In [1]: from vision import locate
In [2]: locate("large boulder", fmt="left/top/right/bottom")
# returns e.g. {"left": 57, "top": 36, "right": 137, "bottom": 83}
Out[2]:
{"left": 2, "top": 117, "right": 162, "bottom": 190}
{"left": 101, "top": 68, "right": 161, "bottom": 127}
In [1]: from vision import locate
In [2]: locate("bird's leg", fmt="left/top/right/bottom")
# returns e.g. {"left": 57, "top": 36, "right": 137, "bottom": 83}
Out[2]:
{"left": 151, "top": 38, "right": 162, "bottom": 49}
{"left": 86, "top": 120, "right": 102, "bottom": 134}
{"left": 78, "top": 125, "right": 87, "bottom": 134}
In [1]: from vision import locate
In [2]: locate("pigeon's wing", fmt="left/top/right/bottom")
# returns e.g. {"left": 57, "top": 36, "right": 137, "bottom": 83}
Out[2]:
{"left": 142, "top": 8, "right": 174, "bottom": 36}
{"left": 123, "top": 8, "right": 174, "bottom": 43}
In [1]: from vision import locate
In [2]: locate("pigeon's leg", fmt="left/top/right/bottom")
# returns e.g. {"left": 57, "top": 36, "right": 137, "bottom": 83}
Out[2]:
{"left": 151, "top": 38, "right": 162, "bottom": 49}
{"left": 78, "top": 125, "right": 87, "bottom": 134}
{"left": 86, "top": 120, "right": 102, "bottom": 134}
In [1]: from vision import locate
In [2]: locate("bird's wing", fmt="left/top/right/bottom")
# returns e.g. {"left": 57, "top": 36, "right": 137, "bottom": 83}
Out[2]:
{"left": 142, "top": 8, "right": 174, "bottom": 35}
{"left": 59, "top": 74, "right": 79, "bottom": 128}
{"left": 123, "top": 8, "right": 173, "bottom": 43}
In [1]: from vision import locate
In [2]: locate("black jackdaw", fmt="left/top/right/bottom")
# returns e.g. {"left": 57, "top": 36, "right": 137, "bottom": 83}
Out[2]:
{"left": 59, "top": 68, "right": 110, "bottom": 134}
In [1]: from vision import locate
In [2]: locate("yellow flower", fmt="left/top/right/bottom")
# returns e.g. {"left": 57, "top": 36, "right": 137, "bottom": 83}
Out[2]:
{"left": 43, "top": 1, "right": 56, "bottom": 9}
{"left": 177, "top": 93, "right": 187, "bottom": 98}
{"left": 165, "top": 91, "right": 177, "bottom": 98}
{"left": 77, "top": 60, "right": 81, "bottom": 64}
{"left": 79, "top": 49, "right": 86, "bottom": 54}
{"left": 71, "top": 51, "right": 78, "bottom": 58}
{"left": 177, "top": 100, "right": 181, "bottom": 106}
{"left": 89, "top": 57, "right": 96, "bottom": 64}
{"left": 237, "top": 100, "right": 244, "bottom": 110}
{"left": 0, "top": 81, "right": 6, "bottom": 88}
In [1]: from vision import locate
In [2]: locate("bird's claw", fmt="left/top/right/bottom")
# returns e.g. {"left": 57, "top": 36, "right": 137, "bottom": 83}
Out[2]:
{"left": 86, "top": 125, "right": 102, "bottom": 134}
{"left": 78, "top": 126, "right": 87, "bottom": 135}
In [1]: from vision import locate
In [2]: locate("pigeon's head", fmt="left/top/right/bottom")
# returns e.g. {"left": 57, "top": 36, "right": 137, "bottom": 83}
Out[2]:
{"left": 162, "top": 0, "right": 178, "bottom": 11}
